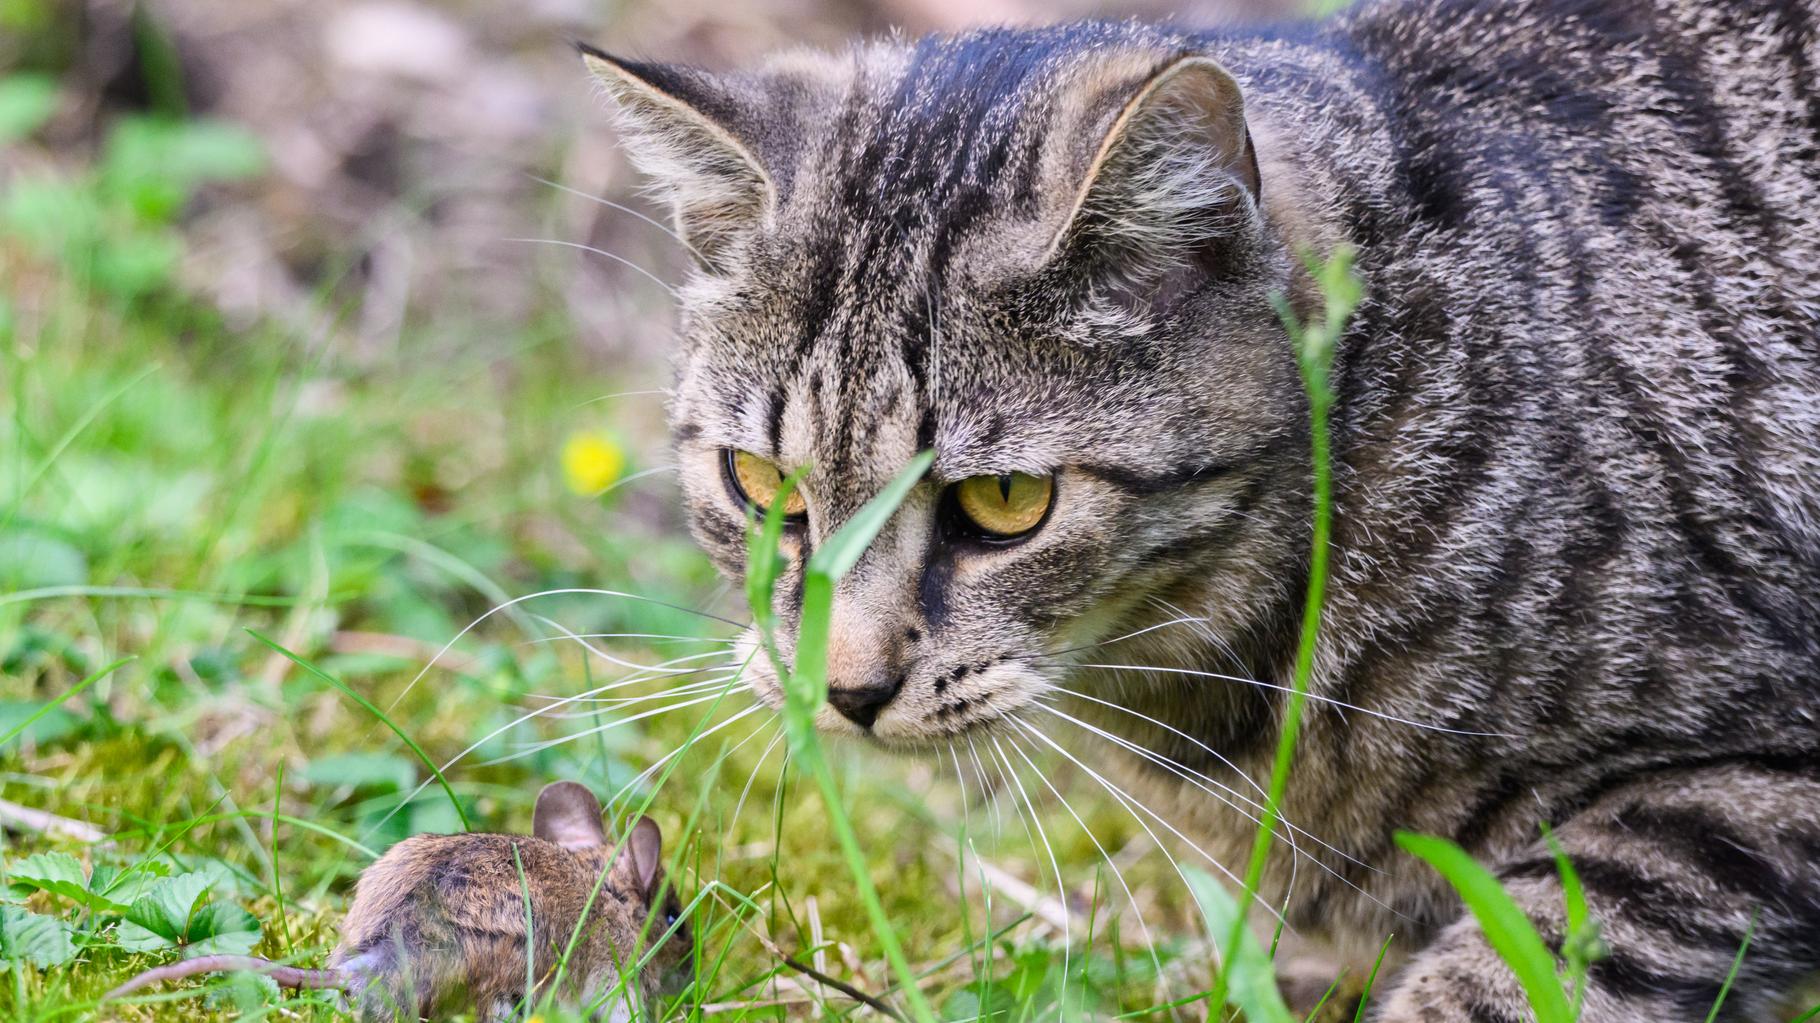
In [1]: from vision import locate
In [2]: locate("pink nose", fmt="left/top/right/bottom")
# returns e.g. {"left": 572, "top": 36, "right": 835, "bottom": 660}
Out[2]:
{"left": 826, "top": 680, "right": 901, "bottom": 729}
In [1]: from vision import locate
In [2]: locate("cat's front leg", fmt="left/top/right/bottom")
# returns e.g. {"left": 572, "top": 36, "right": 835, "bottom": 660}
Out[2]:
{"left": 1372, "top": 763, "right": 1820, "bottom": 1023}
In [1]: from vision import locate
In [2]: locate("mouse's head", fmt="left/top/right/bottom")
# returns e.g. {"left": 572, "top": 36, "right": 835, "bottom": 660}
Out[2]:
{"left": 533, "top": 782, "right": 694, "bottom": 996}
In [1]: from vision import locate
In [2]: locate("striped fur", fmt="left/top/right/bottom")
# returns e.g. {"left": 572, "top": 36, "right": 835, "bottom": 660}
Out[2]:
{"left": 583, "top": 0, "right": 1820, "bottom": 1017}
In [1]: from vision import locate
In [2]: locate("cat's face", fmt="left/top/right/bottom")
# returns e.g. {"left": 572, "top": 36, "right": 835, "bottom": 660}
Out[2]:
{"left": 586, "top": 27, "right": 1309, "bottom": 749}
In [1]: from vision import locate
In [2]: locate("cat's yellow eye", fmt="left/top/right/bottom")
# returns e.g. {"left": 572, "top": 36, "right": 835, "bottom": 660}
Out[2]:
{"left": 725, "top": 450, "right": 807, "bottom": 518}
{"left": 954, "top": 472, "right": 1053, "bottom": 538}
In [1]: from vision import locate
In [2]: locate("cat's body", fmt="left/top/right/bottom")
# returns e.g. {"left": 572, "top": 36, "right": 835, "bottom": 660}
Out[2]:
{"left": 582, "top": 0, "right": 1820, "bottom": 1018}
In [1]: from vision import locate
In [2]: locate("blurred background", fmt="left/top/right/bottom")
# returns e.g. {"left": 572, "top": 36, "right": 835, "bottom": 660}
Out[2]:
{"left": 4, "top": 0, "right": 1300, "bottom": 372}
{"left": 0, "top": 1, "right": 1341, "bottom": 1019}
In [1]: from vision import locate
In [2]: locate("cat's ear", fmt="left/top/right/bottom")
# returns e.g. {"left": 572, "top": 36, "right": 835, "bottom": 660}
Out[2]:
{"left": 580, "top": 45, "right": 772, "bottom": 273}
{"left": 1047, "top": 55, "right": 1261, "bottom": 295}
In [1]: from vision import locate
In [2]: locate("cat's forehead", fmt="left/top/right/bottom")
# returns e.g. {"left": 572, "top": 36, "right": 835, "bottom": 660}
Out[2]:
{"left": 747, "top": 25, "right": 1196, "bottom": 272}
{"left": 669, "top": 25, "right": 1226, "bottom": 482}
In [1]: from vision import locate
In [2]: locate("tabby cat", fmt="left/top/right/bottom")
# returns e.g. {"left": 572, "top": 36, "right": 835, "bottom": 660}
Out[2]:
{"left": 580, "top": 0, "right": 1820, "bottom": 1017}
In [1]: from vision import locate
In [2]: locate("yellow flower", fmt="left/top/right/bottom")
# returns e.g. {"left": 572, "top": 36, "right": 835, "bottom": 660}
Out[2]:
{"left": 562, "top": 430, "right": 626, "bottom": 496}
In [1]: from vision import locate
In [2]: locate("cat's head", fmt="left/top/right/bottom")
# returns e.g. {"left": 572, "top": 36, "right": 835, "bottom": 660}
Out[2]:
{"left": 583, "top": 25, "right": 1312, "bottom": 749}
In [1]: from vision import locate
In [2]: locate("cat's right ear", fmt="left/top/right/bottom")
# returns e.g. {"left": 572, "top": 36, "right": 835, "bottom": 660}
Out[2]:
{"left": 1044, "top": 55, "right": 1263, "bottom": 300}
{"left": 579, "top": 45, "right": 772, "bottom": 274}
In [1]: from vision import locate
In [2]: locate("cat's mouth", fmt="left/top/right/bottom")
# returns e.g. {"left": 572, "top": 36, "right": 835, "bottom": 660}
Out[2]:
{"left": 735, "top": 637, "right": 1051, "bottom": 748}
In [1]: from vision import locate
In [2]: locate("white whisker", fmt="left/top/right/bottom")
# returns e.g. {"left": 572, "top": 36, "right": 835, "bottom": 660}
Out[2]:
{"left": 991, "top": 735, "right": 1071, "bottom": 982}
{"left": 729, "top": 729, "right": 786, "bottom": 832}
{"left": 573, "top": 388, "right": 673, "bottom": 409}
{"left": 526, "top": 174, "right": 706, "bottom": 262}
{"left": 530, "top": 674, "right": 744, "bottom": 717}
{"left": 1010, "top": 717, "right": 1286, "bottom": 928}
{"left": 1050, "top": 661, "right": 1510, "bottom": 737}
{"left": 503, "top": 237, "right": 679, "bottom": 299}
{"left": 1045, "top": 686, "right": 1270, "bottom": 800}
{"left": 1002, "top": 731, "right": 1165, "bottom": 979}
{"left": 610, "top": 702, "right": 770, "bottom": 808}
{"left": 390, "top": 587, "right": 743, "bottom": 708}
{"left": 513, "top": 632, "right": 736, "bottom": 648}
{"left": 965, "top": 734, "right": 1003, "bottom": 841}
{"left": 478, "top": 687, "right": 751, "bottom": 766}
{"left": 1036, "top": 703, "right": 1397, "bottom": 918}
{"left": 1026, "top": 613, "right": 1214, "bottom": 659}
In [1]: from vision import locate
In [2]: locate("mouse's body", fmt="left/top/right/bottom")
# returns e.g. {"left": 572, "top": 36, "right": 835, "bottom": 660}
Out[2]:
{"left": 331, "top": 828, "right": 669, "bottom": 1021}
{"left": 105, "top": 782, "right": 689, "bottom": 1022}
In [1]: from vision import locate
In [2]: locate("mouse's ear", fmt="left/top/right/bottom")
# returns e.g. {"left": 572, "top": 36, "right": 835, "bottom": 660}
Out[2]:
{"left": 533, "top": 781, "right": 607, "bottom": 850}
{"left": 614, "top": 816, "right": 663, "bottom": 902}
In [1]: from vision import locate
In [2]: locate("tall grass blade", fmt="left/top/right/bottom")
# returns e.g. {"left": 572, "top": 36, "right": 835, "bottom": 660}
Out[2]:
{"left": 247, "top": 629, "right": 472, "bottom": 831}
{"left": 1211, "top": 246, "right": 1359, "bottom": 1011}
{"left": 1703, "top": 910, "right": 1756, "bottom": 1023}
{"left": 1183, "top": 867, "right": 1295, "bottom": 1023}
{"left": 1395, "top": 831, "right": 1572, "bottom": 1023}
{"left": 1352, "top": 935, "right": 1393, "bottom": 1023}
{"left": 0, "top": 656, "right": 132, "bottom": 750}
{"left": 745, "top": 451, "right": 938, "bottom": 1023}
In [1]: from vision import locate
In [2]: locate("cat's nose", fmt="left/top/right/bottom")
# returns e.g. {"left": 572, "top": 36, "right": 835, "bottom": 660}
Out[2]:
{"left": 826, "top": 678, "right": 902, "bottom": 730}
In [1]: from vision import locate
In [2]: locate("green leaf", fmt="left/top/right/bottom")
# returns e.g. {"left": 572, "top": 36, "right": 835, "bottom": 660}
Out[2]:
{"left": 124, "top": 871, "right": 213, "bottom": 943}
{"left": 0, "top": 75, "right": 56, "bottom": 144}
{"left": 113, "top": 920, "right": 173, "bottom": 952}
{"left": 0, "top": 905, "right": 76, "bottom": 969}
{"left": 184, "top": 903, "right": 261, "bottom": 958}
{"left": 5, "top": 852, "right": 129, "bottom": 913}
{"left": 1181, "top": 867, "right": 1296, "bottom": 1023}
{"left": 0, "top": 702, "right": 79, "bottom": 748}
{"left": 806, "top": 450, "right": 935, "bottom": 580}
{"left": 100, "top": 118, "right": 265, "bottom": 218}
{"left": 1397, "top": 832, "right": 1573, "bottom": 1023}
{"left": 88, "top": 863, "right": 163, "bottom": 907}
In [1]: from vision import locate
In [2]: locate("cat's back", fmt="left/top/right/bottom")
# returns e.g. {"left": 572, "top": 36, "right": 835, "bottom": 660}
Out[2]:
{"left": 1325, "top": 0, "right": 1819, "bottom": 243}
{"left": 1298, "top": 0, "right": 1820, "bottom": 720}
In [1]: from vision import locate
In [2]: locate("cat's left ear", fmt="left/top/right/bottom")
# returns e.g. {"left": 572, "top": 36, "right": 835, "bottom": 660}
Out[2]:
{"left": 580, "top": 45, "right": 773, "bottom": 274}
{"left": 1046, "top": 55, "right": 1262, "bottom": 289}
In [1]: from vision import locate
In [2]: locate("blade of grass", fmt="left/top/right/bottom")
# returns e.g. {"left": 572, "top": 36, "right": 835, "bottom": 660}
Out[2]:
{"left": 247, "top": 628, "right": 472, "bottom": 831}
{"left": 0, "top": 656, "right": 131, "bottom": 749}
{"left": 1543, "top": 823, "right": 1604, "bottom": 1015}
{"left": 269, "top": 760, "right": 294, "bottom": 957}
{"left": 1210, "top": 246, "right": 1359, "bottom": 1013}
{"left": 1351, "top": 934, "right": 1393, "bottom": 1023}
{"left": 2, "top": 364, "right": 157, "bottom": 531}
{"left": 746, "top": 451, "right": 938, "bottom": 1023}
{"left": 1703, "top": 909, "right": 1756, "bottom": 1023}
{"left": 1184, "top": 867, "right": 1295, "bottom": 1023}
{"left": 1396, "top": 831, "right": 1572, "bottom": 1023}
{"left": 513, "top": 844, "right": 536, "bottom": 1022}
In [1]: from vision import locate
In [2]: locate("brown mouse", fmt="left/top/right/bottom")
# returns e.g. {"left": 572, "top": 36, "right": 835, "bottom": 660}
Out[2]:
{"left": 104, "top": 781, "right": 691, "bottom": 1021}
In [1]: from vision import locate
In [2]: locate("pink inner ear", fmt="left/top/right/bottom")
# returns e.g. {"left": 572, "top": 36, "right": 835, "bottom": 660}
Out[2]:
{"left": 629, "top": 817, "right": 662, "bottom": 896}
{"left": 533, "top": 781, "right": 607, "bottom": 850}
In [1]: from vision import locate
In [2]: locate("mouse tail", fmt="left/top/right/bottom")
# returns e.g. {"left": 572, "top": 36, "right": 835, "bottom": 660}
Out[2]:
{"left": 104, "top": 954, "right": 346, "bottom": 1000}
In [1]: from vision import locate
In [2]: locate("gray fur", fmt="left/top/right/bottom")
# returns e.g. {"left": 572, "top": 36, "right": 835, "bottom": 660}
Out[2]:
{"left": 582, "top": 0, "right": 1820, "bottom": 1017}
